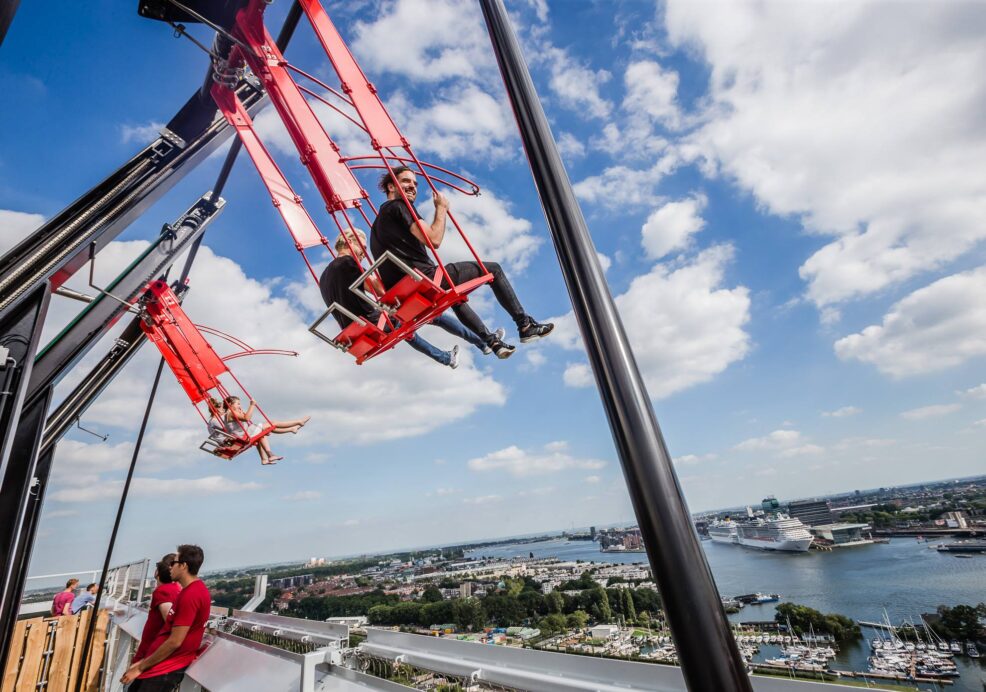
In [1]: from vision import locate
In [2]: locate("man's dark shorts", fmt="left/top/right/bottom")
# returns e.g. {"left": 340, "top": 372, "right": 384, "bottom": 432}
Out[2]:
{"left": 128, "top": 670, "right": 186, "bottom": 692}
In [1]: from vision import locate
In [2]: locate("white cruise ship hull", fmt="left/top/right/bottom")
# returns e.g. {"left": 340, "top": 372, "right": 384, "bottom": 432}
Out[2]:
{"left": 736, "top": 536, "right": 812, "bottom": 552}
{"left": 708, "top": 532, "right": 738, "bottom": 545}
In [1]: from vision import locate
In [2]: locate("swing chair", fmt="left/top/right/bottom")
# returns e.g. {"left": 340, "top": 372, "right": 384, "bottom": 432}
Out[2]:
{"left": 137, "top": 280, "right": 296, "bottom": 459}
{"left": 209, "top": 0, "right": 494, "bottom": 364}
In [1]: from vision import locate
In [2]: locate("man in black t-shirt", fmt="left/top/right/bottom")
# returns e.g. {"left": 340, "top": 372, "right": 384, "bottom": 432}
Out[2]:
{"left": 370, "top": 167, "right": 553, "bottom": 359}
{"left": 319, "top": 230, "right": 492, "bottom": 368}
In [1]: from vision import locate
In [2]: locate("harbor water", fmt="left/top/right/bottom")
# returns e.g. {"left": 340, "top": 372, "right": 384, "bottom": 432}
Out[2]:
{"left": 466, "top": 537, "right": 986, "bottom": 690}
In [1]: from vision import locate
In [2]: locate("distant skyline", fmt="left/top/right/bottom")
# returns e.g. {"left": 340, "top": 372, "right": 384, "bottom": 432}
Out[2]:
{"left": 3, "top": 0, "right": 985, "bottom": 575}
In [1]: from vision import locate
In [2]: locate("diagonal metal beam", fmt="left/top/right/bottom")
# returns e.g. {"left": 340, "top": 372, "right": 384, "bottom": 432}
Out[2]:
{"left": 478, "top": 1, "right": 752, "bottom": 690}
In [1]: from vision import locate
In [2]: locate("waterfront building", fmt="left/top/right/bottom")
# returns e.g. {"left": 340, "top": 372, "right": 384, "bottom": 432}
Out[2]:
{"left": 761, "top": 496, "right": 780, "bottom": 512}
{"left": 459, "top": 581, "right": 473, "bottom": 598}
{"left": 788, "top": 499, "right": 836, "bottom": 526}
{"left": 807, "top": 523, "right": 873, "bottom": 546}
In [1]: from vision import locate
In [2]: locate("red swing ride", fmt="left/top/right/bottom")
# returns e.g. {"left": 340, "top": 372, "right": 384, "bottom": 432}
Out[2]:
{"left": 136, "top": 0, "right": 495, "bottom": 458}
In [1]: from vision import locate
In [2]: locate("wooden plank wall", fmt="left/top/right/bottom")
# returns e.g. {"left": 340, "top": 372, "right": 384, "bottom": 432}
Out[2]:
{"left": 0, "top": 611, "right": 107, "bottom": 692}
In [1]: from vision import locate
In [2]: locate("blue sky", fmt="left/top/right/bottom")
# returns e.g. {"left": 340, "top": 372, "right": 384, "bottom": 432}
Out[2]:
{"left": 3, "top": 0, "right": 985, "bottom": 574}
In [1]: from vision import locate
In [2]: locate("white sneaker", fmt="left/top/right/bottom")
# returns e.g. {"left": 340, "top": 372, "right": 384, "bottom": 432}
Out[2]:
{"left": 448, "top": 345, "right": 459, "bottom": 369}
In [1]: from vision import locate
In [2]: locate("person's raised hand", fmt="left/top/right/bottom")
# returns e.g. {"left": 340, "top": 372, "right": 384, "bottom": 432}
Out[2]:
{"left": 433, "top": 191, "right": 449, "bottom": 210}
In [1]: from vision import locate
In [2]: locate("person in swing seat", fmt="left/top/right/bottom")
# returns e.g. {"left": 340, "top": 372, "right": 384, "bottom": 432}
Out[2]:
{"left": 369, "top": 167, "right": 553, "bottom": 359}
{"left": 319, "top": 229, "right": 505, "bottom": 368}
{"left": 222, "top": 396, "right": 309, "bottom": 465}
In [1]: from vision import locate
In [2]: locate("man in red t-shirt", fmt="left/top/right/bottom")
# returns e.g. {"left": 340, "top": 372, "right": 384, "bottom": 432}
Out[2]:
{"left": 51, "top": 578, "right": 79, "bottom": 617}
{"left": 133, "top": 553, "right": 182, "bottom": 663}
{"left": 121, "top": 545, "right": 211, "bottom": 691}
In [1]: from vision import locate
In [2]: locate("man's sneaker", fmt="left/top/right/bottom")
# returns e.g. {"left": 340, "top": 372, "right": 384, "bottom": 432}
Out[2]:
{"left": 481, "top": 328, "right": 507, "bottom": 355}
{"left": 519, "top": 318, "right": 554, "bottom": 343}
{"left": 490, "top": 338, "right": 516, "bottom": 359}
{"left": 448, "top": 345, "right": 460, "bottom": 369}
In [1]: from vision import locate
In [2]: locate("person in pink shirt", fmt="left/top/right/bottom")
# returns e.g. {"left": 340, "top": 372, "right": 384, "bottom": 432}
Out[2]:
{"left": 50, "top": 578, "right": 78, "bottom": 617}
{"left": 133, "top": 554, "right": 181, "bottom": 664}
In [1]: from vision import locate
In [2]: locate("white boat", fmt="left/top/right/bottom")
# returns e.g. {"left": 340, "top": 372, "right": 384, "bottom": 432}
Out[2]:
{"left": 708, "top": 520, "right": 739, "bottom": 544}
{"left": 734, "top": 514, "right": 813, "bottom": 552}
{"left": 967, "top": 642, "right": 980, "bottom": 658}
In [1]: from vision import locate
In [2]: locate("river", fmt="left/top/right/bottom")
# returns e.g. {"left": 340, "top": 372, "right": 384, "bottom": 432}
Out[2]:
{"left": 466, "top": 537, "right": 986, "bottom": 690}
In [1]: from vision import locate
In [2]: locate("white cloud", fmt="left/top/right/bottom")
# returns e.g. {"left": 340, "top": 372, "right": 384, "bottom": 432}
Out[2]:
{"left": 553, "top": 245, "right": 750, "bottom": 399}
{"left": 351, "top": 0, "right": 492, "bottom": 83}
{"left": 468, "top": 441, "right": 606, "bottom": 477}
{"left": 343, "top": 519, "right": 360, "bottom": 527}
{"left": 282, "top": 491, "right": 322, "bottom": 501}
{"left": 735, "top": 429, "right": 823, "bottom": 458}
{"left": 524, "top": 350, "right": 547, "bottom": 369}
{"left": 392, "top": 85, "right": 517, "bottom": 162}
{"left": 436, "top": 189, "right": 541, "bottom": 273}
{"left": 462, "top": 494, "right": 502, "bottom": 505}
{"left": 0, "top": 209, "right": 45, "bottom": 255}
{"left": 120, "top": 121, "right": 165, "bottom": 144}
{"left": 48, "top": 242, "right": 507, "bottom": 462}
{"left": 664, "top": 1, "right": 986, "bottom": 307}
{"left": 974, "top": 419, "right": 986, "bottom": 428}
{"left": 673, "top": 453, "right": 717, "bottom": 466}
{"left": 822, "top": 406, "right": 861, "bottom": 418}
{"left": 434, "top": 487, "right": 460, "bottom": 496}
{"left": 584, "top": 475, "right": 601, "bottom": 484}
{"left": 900, "top": 404, "right": 961, "bottom": 421}
{"left": 539, "top": 46, "right": 612, "bottom": 119}
{"left": 563, "top": 363, "right": 593, "bottom": 388}
{"left": 641, "top": 193, "right": 707, "bottom": 259}
{"left": 51, "top": 475, "right": 262, "bottom": 503}
{"left": 557, "top": 132, "right": 586, "bottom": 160}
{"left": 623, "top": 60, "right": 682, "bottom": 131}
{"left": 573, "top": 156, "right": 678, "bottom": 209}
{"left": 957, "top": 384, "right": 986, "bottom": 399}
{"left": 596, "top": 252, "right": 612, "bottom": 273}
{"left": 834, "top": 267, "right": 986, "bottom": 377}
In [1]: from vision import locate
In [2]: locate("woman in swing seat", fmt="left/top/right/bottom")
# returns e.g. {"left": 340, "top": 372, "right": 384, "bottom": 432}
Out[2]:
{"left": 223, "top": 396, "right": 310, "bottom": 465}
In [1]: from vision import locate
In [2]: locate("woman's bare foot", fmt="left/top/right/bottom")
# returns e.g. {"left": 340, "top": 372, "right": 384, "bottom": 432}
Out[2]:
{"left": 267, "top": 455, "right": 284, "bottom": 463}
{"left": 299, "top": 416, "right": 311, "bottom": 427}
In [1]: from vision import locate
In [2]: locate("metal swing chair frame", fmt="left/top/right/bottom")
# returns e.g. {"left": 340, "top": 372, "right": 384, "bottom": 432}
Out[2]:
{"left": 209, "top": 0, "right": 494, "bottom": 364}
{"left": 137, "top": 279, "right": 296, "bottom": 459}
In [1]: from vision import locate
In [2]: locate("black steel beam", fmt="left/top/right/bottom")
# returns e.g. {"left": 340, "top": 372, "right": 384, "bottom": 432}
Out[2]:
{"left": 0, "top": 388, "right": 53, "bottom": 671}
{"left": 28, "top": 194, "right": 225, "bottom": 401}
{"left": 478, "top": 1, "right": 753, "bottom": 690}
{"left": 0, "top": 282, "right": 49, "bottom": 669}
{"left": 0, "top": 0, "right": 19, "bottom": 47}
{"left": 0, "top": 79, "right": 262, "bottom": 325}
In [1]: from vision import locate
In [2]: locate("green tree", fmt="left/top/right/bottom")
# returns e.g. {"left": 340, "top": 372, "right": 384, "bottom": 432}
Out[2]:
{"left": 623, "top": 590, "right": 637, "bottom": 623}
{"left": 538, "top": 613, "right": 568, "bottom": 635}
{"left": 546, "top": 590, "right": 564, "bottom": 614}
{"left": 421, "top": 586, "right": 444, "bottom": 603}
{"left": 774, "top": 602, "right": 860, "bottom": 641}
{"left": 937, "top": 604, "right": 985, "bottom": 640}
{"left": 566, "top": 610, "right": 589, "bottom": 630}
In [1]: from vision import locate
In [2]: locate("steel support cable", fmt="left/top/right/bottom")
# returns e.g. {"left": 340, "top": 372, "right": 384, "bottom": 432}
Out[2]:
{"left": 71, "top": 357, "right": 166, "bottom": 692}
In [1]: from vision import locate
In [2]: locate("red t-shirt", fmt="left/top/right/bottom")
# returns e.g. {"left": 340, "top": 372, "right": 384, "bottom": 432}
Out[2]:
{"left": 134, "top": 582, "right": 181, "bottom": 661}
{"left": 138, "top": 579, "right": 211, "bottom": 678}
{"left": 51, "top": 591, "right": 74, "bottom": 617}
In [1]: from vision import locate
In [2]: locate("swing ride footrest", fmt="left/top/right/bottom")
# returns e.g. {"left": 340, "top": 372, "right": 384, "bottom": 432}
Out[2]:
{"left": 379, "top": 275, "right": 446, "bottom": 323}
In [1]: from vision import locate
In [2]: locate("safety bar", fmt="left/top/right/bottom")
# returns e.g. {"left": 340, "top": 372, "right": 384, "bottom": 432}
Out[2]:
{"left": 308, "top": 303, "right": 372, "bottom": 351}
{"left": 349, "top": 251, "right": 433, "bottom": 314}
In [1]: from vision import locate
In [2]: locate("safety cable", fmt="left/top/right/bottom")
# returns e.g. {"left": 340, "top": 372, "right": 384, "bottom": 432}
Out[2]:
{"left": 169, "top": 21, "right": 219, "bottom": 60}
{"left": 164, "top": 0, "right": 252, "bottom": 54}
{"left": 72, "top": 357, "right": 166, "bottom": 692}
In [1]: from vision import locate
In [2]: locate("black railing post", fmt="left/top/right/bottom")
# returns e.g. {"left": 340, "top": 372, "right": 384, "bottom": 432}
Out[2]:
{"left": 478, "top": 1, "right": 753, "bottom": 690}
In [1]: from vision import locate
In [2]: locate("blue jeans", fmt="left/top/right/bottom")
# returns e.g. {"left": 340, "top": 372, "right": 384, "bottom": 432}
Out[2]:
{"left": 404, "top": 313, "right": 487, "bottom": 365}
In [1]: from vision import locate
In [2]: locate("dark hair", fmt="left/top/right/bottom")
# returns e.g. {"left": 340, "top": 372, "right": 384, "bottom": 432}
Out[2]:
{"left": 86, "top": 583, "right": 97, "bottom": 591}
{"left": 176, "top": 544, "right": 205, "bottom": 576}
{"left": 65, "top": 578, "right": 79, "bottom": 589}
{"left": 377, "top": 166, "right": 413, "bottom": 195}
{"left": 155, "top": 553, "right": 177, "bottom": 583}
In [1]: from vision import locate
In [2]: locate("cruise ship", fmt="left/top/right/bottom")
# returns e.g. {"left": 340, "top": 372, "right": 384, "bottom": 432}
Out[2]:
{"left": 707, "top": 520, "right": 739, "bottom": 544}
{"left": 736, "top": 515, "right": 813, "bottom": 552}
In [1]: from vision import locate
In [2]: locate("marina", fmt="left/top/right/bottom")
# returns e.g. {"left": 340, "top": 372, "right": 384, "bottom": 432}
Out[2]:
{"left": 468, "top": 536, "right": 986, "bottom": 690}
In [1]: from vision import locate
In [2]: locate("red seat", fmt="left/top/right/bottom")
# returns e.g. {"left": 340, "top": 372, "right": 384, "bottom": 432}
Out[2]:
{"left": 378, "top": 274, "right": 446, "bottom": 323}
{"left": 335, "top": 316, "right": 388, "bottom": 361}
